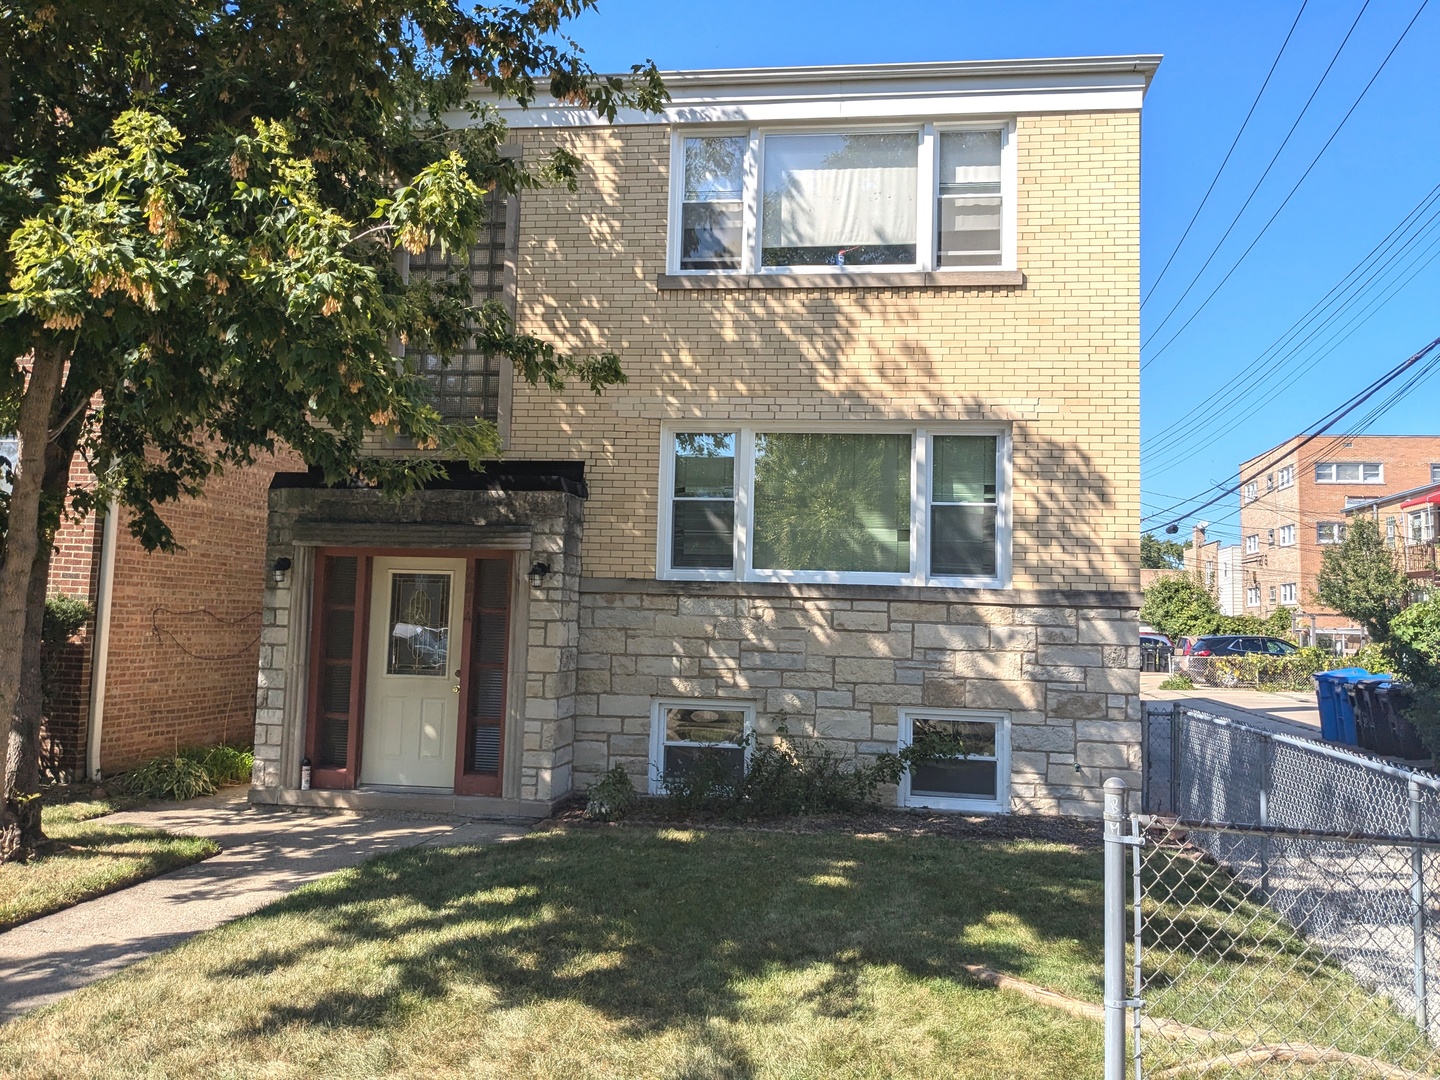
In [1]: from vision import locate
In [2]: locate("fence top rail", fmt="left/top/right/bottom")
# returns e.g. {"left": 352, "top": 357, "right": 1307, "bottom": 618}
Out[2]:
{"left": 1150, "top": 703, "right": 1440, "bottom": 793}
{"left": 1141, "top": 814, "right": 1440, "bottom": 850}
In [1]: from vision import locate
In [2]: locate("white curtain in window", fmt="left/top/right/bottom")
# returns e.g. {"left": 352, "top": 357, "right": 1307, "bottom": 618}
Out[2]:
{"left": 761, "top": 133, "right": 917, "bottom": 248}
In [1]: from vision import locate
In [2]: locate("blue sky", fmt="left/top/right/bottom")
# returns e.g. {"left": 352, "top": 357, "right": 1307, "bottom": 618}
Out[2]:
{"left": 567, "top": 0, "right": 1440, "bottom": 545}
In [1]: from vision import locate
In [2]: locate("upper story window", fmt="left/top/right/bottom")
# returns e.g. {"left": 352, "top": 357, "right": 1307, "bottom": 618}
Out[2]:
{"left": 1242, "top": 481, "right": 1258, "bottom": 503}
{"left": 660, "top": 424, "right": 1010, "bottom": 588}
{"left": 1266, "top": 474, "right": 1274, "bottom": 492}
{"left": 1277, "top": 465, "right": 1295, "bottom": 489}
{"left": 1280, "top": 583, "right": 1297, "bottom": 604}
{"left": 1432, "top": 464, "right": 1440, "bottom": 484}
{"left": 1277, "top": 524, "right": 1296, "bottom": 547}
{"left": 1315, "top": 462, "right": 1382, "bottom": 484}
{"left": 1410, "top": 509, "right": 1436, "bottom": 544}
{"left": 1244, "top": 534, "right": 1259, "bottom": 554}
{"left": 1246, "top": 586, "right": 1261, "bottom": 607}
{"left": 1316, "top": 522, "right": 1346, "bottom": 545}
{"left": 670, "top": 124, "right": 1014, "bottom": 276}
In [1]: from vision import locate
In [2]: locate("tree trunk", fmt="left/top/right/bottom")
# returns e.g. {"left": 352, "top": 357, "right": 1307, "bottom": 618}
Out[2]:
{"left": 0, "top": 343, "right": 65, "bottom": 863}
{"left": 6, "top": 539, "right": 52, "bottom": 850}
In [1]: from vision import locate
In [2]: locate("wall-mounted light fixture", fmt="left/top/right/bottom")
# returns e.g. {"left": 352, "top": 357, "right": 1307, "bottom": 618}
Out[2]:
{"left": 526, "top": 560, "right": 551, "bottom": 588}
{"left": 272, "top": 556, "right": 293, "bottom": 585}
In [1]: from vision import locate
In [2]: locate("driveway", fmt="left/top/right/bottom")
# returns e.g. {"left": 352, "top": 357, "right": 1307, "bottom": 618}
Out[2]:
{"left": 1140, "top": 671, "right": 1323, "bottom": 741}
{"left": 0, "top": 792, "right": 528, "bottom": 1024}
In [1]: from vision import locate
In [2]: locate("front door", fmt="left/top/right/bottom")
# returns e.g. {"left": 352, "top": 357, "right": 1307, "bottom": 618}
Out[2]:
{"left": 360, "top": 556, "right": 467, "bottom": 788}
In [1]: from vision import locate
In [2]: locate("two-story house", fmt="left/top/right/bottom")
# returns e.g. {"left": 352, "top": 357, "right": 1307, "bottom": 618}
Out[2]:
{"left": 249, "top": 56, "right": 1156, "bottom": 818}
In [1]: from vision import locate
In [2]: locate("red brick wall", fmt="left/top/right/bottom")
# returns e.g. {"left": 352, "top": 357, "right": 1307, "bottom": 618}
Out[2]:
{"left": 41, "top": 449, "right": 301, "bottom": 775}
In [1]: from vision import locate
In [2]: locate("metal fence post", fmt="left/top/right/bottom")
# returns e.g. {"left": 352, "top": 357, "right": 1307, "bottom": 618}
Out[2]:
{"left": 1104, "top": 776, "right": 1129, "bottom": 1080}
{"left": 1169, "top": 704, "right": 1182, "bottom": 816}
{"left": 1258, "top": 733, "right": 1272, "bottom": 900}
{"left": 1411, "top": 778, "right": 1429, "bottom": 1033}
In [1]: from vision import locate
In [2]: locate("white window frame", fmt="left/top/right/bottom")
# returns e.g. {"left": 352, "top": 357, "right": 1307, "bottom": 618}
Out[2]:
{"left": 897, "top": 708, "right": 1010, "bottom": 814}
{"left": 666, "top": 120, "right": 1019, "bottom": 277}
{"left": 1280, "top": 583, "right": 1297, "bottom": 604}
{"left": 1432, "top": 464, "right": 1440, "bottom": 485}
{"left": 1277, "top": 524, "right": 1296, "bottom": 547}
{"left": 1277, "top": 465, "right": 1295, "bottom": 489}
{"left": 1317, "top": 522, "right": 1345, "bottom": 545}
{"left": 1246, "top": 586, "right": 1261, "bottom": 607}
{"left": 1244, "top": 534, "right": 1259, "bottom": 554}
{"left": 1315, "top": 462, "right": 1384, "bottom": 484}
{"left": 1242, "top": 482, "right": 1258, "bottom": 504}
{"left": 648, "top": 698, "right": 755, "bottom": 796}
{"left": 657, "top": 422, "right": 1013, "bottom": 588}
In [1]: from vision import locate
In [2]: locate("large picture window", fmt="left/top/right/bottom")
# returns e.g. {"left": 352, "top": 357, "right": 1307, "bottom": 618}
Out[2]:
{"left": 897, "top": 709, "right": 1010, "bottom": 813}
{"left": 669, "top": 123, "right": 1014, "bottom": 276}
{"left": 659, "top": 425, "right": 1010, "bottom": 587}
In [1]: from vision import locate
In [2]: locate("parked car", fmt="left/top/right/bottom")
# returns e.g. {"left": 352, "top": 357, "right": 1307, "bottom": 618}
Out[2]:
{"left": 1187, "top": 635, "right": 1297, "bottom": 658}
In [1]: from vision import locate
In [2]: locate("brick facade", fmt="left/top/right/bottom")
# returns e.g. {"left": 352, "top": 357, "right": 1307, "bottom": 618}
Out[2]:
{"left": 1239, "top": 436, "right": 1440, "bottom": 631}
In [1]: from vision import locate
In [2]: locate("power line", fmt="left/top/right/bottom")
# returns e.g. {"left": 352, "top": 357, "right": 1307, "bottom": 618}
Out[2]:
{"left": 1143, "top": 0, "right": 1311, "bottom": 308}
{"left": 1141, "top": 179, "right": 1440, "bottom": 454}
{"left": 1142, "top": 0, "right": 1432, "bottom": 369}
{"left": 1141, "top": 0, "right": 1374, "bottom": 353}
{"left": 1141, "top": 333, "right": 1440, "bottom": 528}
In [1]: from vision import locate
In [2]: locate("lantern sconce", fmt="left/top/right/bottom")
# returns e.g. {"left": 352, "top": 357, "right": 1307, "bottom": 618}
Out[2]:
{"left": 527, "top": 560, "right": 552, "bottom": 588}
{"left": 272, "top": 556, "right": 293, "bottom": 585}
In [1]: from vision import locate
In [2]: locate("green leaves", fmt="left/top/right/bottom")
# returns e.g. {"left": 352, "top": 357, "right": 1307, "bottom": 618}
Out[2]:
{"left": 1315, "top": 516, "right": 1412, "bottom": 643}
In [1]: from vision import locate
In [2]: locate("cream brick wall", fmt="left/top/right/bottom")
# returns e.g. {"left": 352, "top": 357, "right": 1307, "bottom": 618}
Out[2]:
{"left": 503, "top": 112, "right": 1141, "bottom": 592}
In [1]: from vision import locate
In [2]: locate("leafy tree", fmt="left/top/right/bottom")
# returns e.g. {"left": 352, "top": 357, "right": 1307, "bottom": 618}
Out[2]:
{"left": 1140, "top": 531, "right": 1189, "bottom": 570}
{"left": 1140, "top": 575, "right": 1223, "bottom": 641}
{"left": 1313, "top": 516, "right": 1411, "bottom": 643}
{"left": 0, "top": 1, "right": 663, "bottom": 860}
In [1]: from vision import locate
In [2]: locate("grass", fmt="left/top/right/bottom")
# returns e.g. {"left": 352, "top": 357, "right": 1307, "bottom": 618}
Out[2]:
{"left": 0, "top": 799, "right": 219, "bottom": 932}
{"left": 0, "top": 825, "right": 1427, "bottom": 1078}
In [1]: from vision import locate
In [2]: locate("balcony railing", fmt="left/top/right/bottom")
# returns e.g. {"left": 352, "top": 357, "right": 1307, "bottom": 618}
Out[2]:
{"left": 1399, "top": 540, "right": 1437, "bottom": 578}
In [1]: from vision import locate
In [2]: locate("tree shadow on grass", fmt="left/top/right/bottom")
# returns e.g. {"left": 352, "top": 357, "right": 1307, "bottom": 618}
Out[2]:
{"left": 208, "top": 828, "right": 1103, "bottom": 1063}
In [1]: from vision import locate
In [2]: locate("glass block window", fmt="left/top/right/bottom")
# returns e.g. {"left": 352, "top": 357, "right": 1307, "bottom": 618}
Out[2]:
{"left": 409, "top": 188, "right": 511, "bottom": 423}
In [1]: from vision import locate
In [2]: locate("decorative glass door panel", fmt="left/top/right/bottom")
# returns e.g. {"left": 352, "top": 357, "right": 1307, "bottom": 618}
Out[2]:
{"left": 456, "top": 555, "right": 512, "bottom": 796}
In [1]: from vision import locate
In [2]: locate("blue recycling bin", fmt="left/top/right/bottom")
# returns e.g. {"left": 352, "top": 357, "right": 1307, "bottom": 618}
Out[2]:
{"left": 1313, "top": 668, "right": 1371, "bottom": 745}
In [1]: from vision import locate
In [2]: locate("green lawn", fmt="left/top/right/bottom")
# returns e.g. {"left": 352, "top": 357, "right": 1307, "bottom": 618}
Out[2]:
{"left": 0, "top": 825, "right": 1427, "bottom": 1079}
{"left": 0, "top": 799, "right": 218, "bottom": 932}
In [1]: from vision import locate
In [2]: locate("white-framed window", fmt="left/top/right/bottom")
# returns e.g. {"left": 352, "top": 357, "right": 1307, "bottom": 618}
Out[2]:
{"left": 1242, "top": 481, "right": 1258, "bottom": 503}
{"left": 1432, "top": 464, "right": 1440, "bottom": 484}
{"left": 1410, "top": 509, "right": 1436, "bottom": 545}
{"left": 1387, "top": 516, "right": 1398, "bottom": 544}
{"left": 668, "top": 122, "right": 1017, "bottom": 276}
{"left": 1277, "top": 524, "right": 1296, "bottom": 547}
{"left": 1316, "top": 522, "right": 1346, "bottom": 545}
{"left": 897, "top": 708, "right": 1010, "bottom": 813}
{"left": 1277, "top": 465, "right": 1295, "bottom": 489}
{"left": 1315, "top": 462, "right": 1383, "bottom": 484}
{"left": 1280, "top": 583, "right": 1297, "bottom": 604}
{"left": 1267, "top": 529, "right": 1275, "bottom": 546}
{"left": 648, "top": 699, "right": 754, "bottom": 795}
{"left": 1269, "top": 585, "right": 1277, "bottom": 603}
{"left": 1244, "top": 533, "right": 1259, "bottom": 554}
{"left": 1246, "top": 586, "right": 1261, "bottom": 607}
{"left": 659, "top": 424, "right": 1012, "bottom": 588}
{"left": 1266, "top": 474, "right": 1274, "bottom": 492}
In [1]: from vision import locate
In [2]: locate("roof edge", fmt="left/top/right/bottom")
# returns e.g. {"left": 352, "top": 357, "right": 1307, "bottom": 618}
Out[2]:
{"left": 648, "top": 55, "right": 1162, "bottom": 88}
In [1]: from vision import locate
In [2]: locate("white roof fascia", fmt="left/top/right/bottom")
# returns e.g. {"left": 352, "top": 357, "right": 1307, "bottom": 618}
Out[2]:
{"left": 464, "top": 54, "right": 1162, "bottom": 129}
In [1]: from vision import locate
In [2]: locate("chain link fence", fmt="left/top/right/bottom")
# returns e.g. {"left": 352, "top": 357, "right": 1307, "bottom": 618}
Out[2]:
{"left": 1102, "top": 706, "right": 1440, "bottom": 1078}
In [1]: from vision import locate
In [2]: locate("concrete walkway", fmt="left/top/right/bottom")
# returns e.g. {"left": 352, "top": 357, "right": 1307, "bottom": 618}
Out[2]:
{"left": 0, "top": 792, "right": 528, "bottom": 1024}
{"left": 1140, "top": 672, "right": 1324, "bottom": 741}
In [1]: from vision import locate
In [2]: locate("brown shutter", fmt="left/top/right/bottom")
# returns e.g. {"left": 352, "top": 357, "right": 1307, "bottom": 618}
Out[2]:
{"left": 306, "top": 553, "right": 368, "bottom": 788}
{"left": 456, "top": 555, "right": 511, "bottom": 796}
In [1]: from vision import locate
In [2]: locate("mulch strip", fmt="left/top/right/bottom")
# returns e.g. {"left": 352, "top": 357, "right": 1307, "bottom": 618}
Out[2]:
{"left": 543, "top": 796, "right": 1101, "bottom": 849}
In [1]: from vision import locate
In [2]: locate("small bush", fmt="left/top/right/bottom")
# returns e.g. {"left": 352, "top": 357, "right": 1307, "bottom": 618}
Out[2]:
{"left": 42, "top": 595, "right": 93, "bottom": 645}
{"left": 118, "top": 756, "right": 217, "bottom": 801}
{"left": 1207, "top": 646, "right": 1344, "bottom": 691}
{"left": 1351, "top": 642, "right": 1398, "bottom": 675}
{"left": 584, "top": 765, "right": 636, "bottom": 822}
{"left": 1158, "top": 672, "right": 1194, "bottom": 690}
{"left": 181, "top": 744, "right": 254, "bottom": 785}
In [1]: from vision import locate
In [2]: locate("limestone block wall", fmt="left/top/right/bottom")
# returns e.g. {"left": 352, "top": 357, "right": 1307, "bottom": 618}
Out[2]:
{"left": 574, "top": 581, "right": 1141, "bottom": 816}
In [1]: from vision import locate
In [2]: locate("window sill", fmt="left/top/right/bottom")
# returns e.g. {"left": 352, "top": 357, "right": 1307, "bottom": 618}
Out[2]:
{"left": 655, "top": 270, "right": 1025, "bottom": 291}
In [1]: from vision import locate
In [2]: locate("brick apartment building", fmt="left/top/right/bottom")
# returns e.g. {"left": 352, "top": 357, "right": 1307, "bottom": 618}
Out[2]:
{"left": 1345, "top": 480, "right": 1440, "bottom": 588}
{"left": 38, "top": 450, "right": 295, "bottom": 779}
{"left": 249, "top": 55, "right": 1155, "bottom": 819}
{"left": 1237, "top": 435, "right": 1440, "bottom": 643}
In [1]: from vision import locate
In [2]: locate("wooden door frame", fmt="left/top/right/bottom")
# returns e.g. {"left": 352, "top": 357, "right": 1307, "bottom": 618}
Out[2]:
{"left": 303, "top": 546, "right": 515, "bottom": 795}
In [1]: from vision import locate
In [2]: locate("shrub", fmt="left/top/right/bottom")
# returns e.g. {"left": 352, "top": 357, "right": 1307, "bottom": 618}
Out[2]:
{"left": 182, "top": 744, "right": 255, "bottom": 785}
{"left": 583, "top": 765, "right": 637, "bottom": 822}
{"left": 41, "top": 595, "right": 93, "bottom": 645}
{"left": 118, "top": 756, "right": 218, "bottom": 801}
{"left": 1351, "top": 642, "right": 1399, "bottom": 675}
{"left": 1206, "top": 646, "right": 1342, "bottom": 691}
{"left": 1158, "top": 672, "right": 1194, "bottom": 690}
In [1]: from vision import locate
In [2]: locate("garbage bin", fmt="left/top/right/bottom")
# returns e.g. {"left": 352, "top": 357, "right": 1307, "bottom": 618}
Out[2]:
{"left": 1349, "top": 679, "right": 1393, "bottom": 755}
{"left": 1313, "top": 668, "right": 1370, "bottom": 745}
{"left": 1372, "top": 681, "right": 1428, "bottom": 760}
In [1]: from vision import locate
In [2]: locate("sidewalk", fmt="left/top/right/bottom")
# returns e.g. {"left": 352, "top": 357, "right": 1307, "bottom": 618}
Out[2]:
{"left": 0, "top": 791, "right": 528, "bottom": 1024}
{"left": 1140, "top": 672, "right": 1324, "bottom": 741}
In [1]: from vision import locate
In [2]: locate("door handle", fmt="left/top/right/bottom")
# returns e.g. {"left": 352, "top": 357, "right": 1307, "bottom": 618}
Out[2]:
{"left": 451, "top": 684, "right": 460, "bottom": 694}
